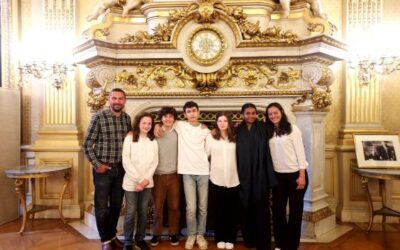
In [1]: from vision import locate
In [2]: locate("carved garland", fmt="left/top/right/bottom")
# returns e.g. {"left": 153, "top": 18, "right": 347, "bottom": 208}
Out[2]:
{"left": 119, "top": 0, "right": 299, "bottom": 44}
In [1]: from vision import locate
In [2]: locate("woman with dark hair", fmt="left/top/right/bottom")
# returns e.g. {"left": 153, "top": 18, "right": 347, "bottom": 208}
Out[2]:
{"left": 266, "top": 102, "right": 308, "bottom": 250}
{"left": 236, "top": 103, "right": 277, "bottom": 250}
{"left": 206, "top": 112, "right": 239, "bottom": 250}
{"left": 122, "top": 112, "right": 158, "bottom": 250}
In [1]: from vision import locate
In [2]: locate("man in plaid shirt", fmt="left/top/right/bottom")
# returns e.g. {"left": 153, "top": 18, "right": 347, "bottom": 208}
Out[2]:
{"left": 83, "top": 88, "right": 132, "bottom": 250}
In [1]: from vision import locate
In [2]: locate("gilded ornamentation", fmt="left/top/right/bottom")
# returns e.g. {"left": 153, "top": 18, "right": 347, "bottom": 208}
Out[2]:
{"left": 132, "top": 65, "right": 193, "bottom": 90}
{"left": 227, "top": 7, "right": 299, "bottom": 43}
{"left": 188, "top": 0, "right": 226, "bottom": 23}
{"left": 93, "top": 28, "right": 110, "bottom": 40}
{"left": 307, "top": 23, "right": 325, "bottom": 34}
{"left": 317, "top": 67, "right": 334, "bottom": 87}
{"left": 115, "top": 69, "right": 138, "bottom": 87}
{"left": 119, "top": 1, "right": 298, "bottom": 45}
{"left": 119, "top": 6, "right": 191, "bottom": 44}
{"left": 87, "top": 90, "right": 107, "bottom": 112}
{"left": 218, "top": 64, "right": 278, "bottom": 88}
{"left": 309, "top": 80, "right": 332, "bottom": 109}
{"left": 276, "top": 68, "right": 301, "bottom": 89}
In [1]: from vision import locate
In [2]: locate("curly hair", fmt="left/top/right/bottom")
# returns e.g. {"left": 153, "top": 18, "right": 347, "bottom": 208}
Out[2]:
{"left": 131, "top": 112, "right": 155, "bottom": 142}
{"left": 158, "top": 106, "right": 177, "bottom": 121}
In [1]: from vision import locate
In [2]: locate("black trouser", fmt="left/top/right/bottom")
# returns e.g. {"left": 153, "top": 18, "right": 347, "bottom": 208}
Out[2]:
{"left": 93, "top": 163, "right": 125, "bottom": 242}
{"left": 210, "top": 181, "right": 239, "bottom": 243}
{"left": 240, "top": 191, "right": 271, "bottom": 250}
{"left": 272, "top": 171, "right": 308, "bottom": 250}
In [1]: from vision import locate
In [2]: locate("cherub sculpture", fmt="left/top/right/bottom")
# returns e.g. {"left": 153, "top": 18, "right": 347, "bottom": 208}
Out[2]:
{"left": 278, "top": 0, "right": 324, "bottom": 19}
{"left": 87, "top": 0, "right": 143, "bottom": 21}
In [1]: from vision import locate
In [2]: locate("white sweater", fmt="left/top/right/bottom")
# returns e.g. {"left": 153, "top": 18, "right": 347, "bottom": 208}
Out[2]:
{"left": 269, "top": 125, "right": 308, "bottom": 173}
{"left": 206, "top": 134, "right": 239, "bottom": 188}
{"left": 174, "top": 121, "right": 210, "bottom": 175}
{"left": 122, "top": 135, "right": 159, "bottom": 191}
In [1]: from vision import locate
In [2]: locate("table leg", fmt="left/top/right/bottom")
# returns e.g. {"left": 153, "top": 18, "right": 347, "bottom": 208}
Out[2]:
{"left": 58, "top": 172, "right": 71, "bottom": 224}
{"left": 30, "top": 178, "right": 36, "bottom": 221}
{"left": 14, "top": 179, "right": 26, "bottom": 235}
{"left": 379, "top": 179, "right": 387, "bottom": 225}
{"left": 361, "top": 176, "right": 374, "bottom": 232}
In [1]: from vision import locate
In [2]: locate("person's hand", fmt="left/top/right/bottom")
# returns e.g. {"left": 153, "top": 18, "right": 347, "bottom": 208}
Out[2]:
{"left": 135, "top": 184, "right": 144, "bottom": 192}
{"left": 296, "top": 174, "right": 306, "bottom": 190}
{"left": 154, "top": 124, "right": 162, "bottom": 138}
{"left": 139, "top": 179, "right": 150, "bottom": 188}
{"left": 95, "top": 164, "right": 111, "bottom": 173}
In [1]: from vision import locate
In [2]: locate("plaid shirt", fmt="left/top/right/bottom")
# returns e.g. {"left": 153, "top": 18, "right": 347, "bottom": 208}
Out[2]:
{"left": 83, "top": 108, "right": 131, "bottom": 169}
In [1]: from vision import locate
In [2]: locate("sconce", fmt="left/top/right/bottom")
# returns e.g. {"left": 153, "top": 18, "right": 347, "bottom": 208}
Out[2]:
{"left": 353, "top": 57, "right": 400, "bottom": 86}
{"left": 18, "top": 61, "right": 74, "bottom": 89}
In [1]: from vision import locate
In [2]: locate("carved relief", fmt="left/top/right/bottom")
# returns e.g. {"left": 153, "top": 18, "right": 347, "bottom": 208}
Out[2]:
{"left": 118, "top": 1, "right": 299, "bottom": 45}
{"left": 87, "top": 0, "right": 145, "bottom": 21}
{"left": 301, "top": 63, "right": 334, "bottom": 109}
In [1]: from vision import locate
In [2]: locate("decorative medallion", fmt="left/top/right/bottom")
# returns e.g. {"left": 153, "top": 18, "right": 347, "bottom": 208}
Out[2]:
{"left": 187, "top": 26, "right": 227, "bottom": 66}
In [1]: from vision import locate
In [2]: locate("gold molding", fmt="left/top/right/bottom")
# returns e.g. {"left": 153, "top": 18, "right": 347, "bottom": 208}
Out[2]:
{"left": 303, "top": 207, "right": 334, "bottom": 222}
{"left": 38, "top": 159, "right": 73, "bottom": 200}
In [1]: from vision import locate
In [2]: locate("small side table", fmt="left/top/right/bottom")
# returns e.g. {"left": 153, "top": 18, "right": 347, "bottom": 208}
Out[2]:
{"left": 352, "top": 166, "right": 400, "bottom": 232}
{"left": 5, "top": 165, "right": 71, "bottom": 235}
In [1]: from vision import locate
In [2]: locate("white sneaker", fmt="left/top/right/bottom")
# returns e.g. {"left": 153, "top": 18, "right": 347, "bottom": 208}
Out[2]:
{"left": 185, "top": 235, "right": 196, "bottom": 250}
{"left": 217, "top": 241, "right": 226, "bottom": 249}
{"left": 196, "top": 235, "right": 208, "bottom": 250}
{"left": 225, "top": 242, "right": 234, "bottom": 249}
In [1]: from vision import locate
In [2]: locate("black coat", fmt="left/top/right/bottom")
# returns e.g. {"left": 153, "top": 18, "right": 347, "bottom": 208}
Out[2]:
{"left": 236, "top": 120, "right": 277, "bottom": 206}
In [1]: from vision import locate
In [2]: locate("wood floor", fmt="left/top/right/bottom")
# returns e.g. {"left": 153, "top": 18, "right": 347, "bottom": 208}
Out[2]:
{"left": 0, "top": 219, "right": 399, "bottom": 250}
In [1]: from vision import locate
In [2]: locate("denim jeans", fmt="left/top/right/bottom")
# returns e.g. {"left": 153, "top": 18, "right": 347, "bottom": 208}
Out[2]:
{"left": 124, "top": 188, "right": 152, "bottom": 246}
{"left": 93, "top": 165, "right": 125, "bottom": 242}
{"left": 183, "top": 174, "right": 209, "bottom": 236}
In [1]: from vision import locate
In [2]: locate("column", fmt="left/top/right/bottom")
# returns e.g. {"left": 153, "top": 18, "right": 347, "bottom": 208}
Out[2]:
{"left": 295, "top": 111, "right": 336, "bottom": 238}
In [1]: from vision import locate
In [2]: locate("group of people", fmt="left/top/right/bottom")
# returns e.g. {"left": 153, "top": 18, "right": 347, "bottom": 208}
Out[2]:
{"left": 83, "top": 88, "right": 309, "bottom": 250}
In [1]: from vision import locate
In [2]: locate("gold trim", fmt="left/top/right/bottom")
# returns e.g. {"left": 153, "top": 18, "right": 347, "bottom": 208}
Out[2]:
{"left": 303, "top": 207, "right": 334, "bottom": 222}
{"left": 38, "top": 159, "right": 73, "bottom": 200}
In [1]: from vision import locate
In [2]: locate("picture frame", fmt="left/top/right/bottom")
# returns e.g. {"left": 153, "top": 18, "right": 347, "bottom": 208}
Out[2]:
{"left": 354, "top": 134, "right": 400, "bottom": 168}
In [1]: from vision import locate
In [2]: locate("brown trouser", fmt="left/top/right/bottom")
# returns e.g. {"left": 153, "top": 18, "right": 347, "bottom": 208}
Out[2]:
{"left": 152, "top": 173, "right": 182, "bottom": 236}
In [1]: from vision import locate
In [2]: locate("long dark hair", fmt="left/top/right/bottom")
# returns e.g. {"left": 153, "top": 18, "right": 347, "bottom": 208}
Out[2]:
{"left": 212, "top": 112, "right": 236, "bottom": 142}
{"left": 266, "top": 102, "right": 292, "bottom": 139}
{"left": 131, "top": 112, "right": 155, "bottom": 142}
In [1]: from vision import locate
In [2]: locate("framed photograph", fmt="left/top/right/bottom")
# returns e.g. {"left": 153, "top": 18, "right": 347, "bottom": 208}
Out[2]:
{"left": 354, "top": 134, "right": 400, "bottom": 168}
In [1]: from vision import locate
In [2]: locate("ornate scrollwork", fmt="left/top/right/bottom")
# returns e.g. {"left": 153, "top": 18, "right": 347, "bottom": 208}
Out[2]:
{"left": 218, "top": 64, "right": 278, "bottom": 88}
{"left": 93, "top": 28, "right": 110, "bottom": 40}
{"left": 113, "top": 63, "right": 301, "bottom": 93}
{"left": 307, "top": 23, "right": 325, "bottom": 34}
{"left": 87, "top": 90, "right": 107, "bottom": 112}
{"left": 119, "top": 1, "right": 298, "bottom": 45}
{"left": 226, "top": 7, "right": 299, "bottom": 43}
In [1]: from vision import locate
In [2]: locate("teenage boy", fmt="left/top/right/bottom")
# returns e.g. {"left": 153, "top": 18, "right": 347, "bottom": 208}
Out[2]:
{"left": 155, "top": 101, "right": 210, "bottom": 250}
{"left": 151, "top": 107, "right": 181, "bottom": 247}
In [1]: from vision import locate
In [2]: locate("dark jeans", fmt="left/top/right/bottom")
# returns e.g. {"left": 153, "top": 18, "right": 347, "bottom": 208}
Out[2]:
{"left": 210, "top": 181, "right": 239, "bottom": 243}
{"left": 124, "top": 189, "right": 152, "bottom": 246}
{"left": 93, "top": 164, "right": 125, "bottom": 242}
{"left": 240, "top": 191, "right": 271, "bottom": 250}
{"left": 272, "top": 171, "right": 308, "bottom": 250}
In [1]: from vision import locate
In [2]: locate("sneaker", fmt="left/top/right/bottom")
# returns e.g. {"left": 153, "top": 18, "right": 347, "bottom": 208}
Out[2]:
{"left": 217, "top": 241, "right": 226, "bottom": 249}
{"left": 135, "top": 240, "right": 150, "bottom": 250}
{"left": 196, "top": 235, "right": 208, "bottom": 250}
{"left": 185, "top": 235, "right": 196, "bottom": 250}
{"left": 150, "top": 235, "right": 159, "bottom": 247}
{"left": 169, "top": 235, "right": 179, "bottom": 246}
{"left": 225, "top": 242, "right": 234, "bottom": 249}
